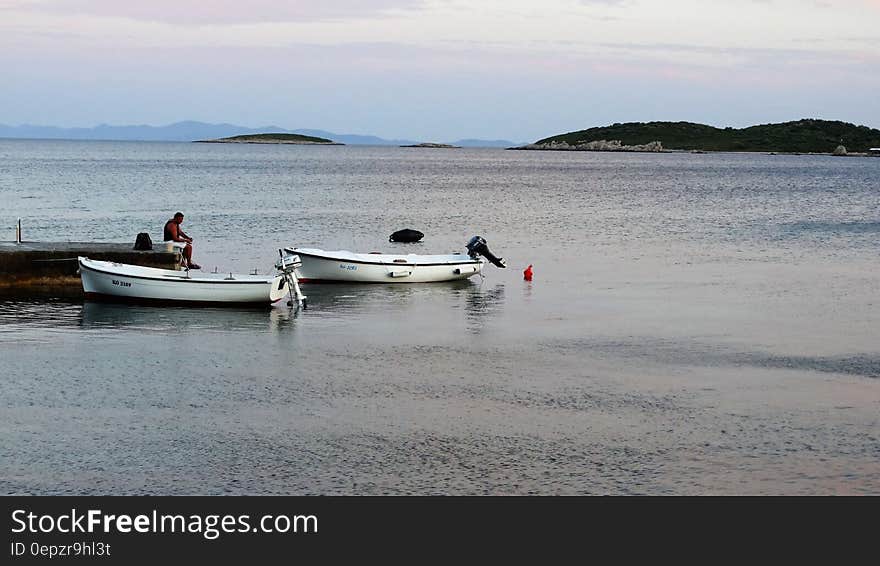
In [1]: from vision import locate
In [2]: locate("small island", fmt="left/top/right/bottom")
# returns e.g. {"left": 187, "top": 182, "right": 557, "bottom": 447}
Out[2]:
{"left": 400, "top": 142, "right": 460, "bottom": 148}
{"left": 196, "top": 133, "right": 343, "bottom": 145}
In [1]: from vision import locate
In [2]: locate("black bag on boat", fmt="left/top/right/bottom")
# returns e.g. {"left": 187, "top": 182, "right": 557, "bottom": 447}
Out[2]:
{"left": 133, "top": 232, "right": 153, "bottom": 250}
{"left": 389, "top": 228, "right": 424, "bottom": 243}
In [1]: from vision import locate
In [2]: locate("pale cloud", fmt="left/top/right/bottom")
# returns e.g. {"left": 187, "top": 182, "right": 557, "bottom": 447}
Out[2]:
{"left": 4, "top": 0, "right": 878, "bottom": 73}
{"left": 3, "top": 0, "right": 879, "bottom": 53}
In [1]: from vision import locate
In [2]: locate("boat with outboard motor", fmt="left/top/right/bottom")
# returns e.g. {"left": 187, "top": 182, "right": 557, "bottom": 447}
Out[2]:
{"left": 286, "top": 236, "right": 506, "bottom": 283}
{"left": 78, "top": 250, "right": 307, "bottom": 307}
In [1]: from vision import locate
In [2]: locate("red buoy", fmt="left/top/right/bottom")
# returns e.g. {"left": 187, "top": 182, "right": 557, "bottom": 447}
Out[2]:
{"left": 523, "top": 264, "right": 533, "bottom": 281}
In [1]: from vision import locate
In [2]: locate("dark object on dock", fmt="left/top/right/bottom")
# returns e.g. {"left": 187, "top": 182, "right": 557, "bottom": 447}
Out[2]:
{"left": 0, "top": 241, "right": 181, "bottom": 298}
{"left": 134, "top": 232, "right": 153, "bottom": 250}
{"left": 389, "top": 229, "right": 424, "bottom": 243}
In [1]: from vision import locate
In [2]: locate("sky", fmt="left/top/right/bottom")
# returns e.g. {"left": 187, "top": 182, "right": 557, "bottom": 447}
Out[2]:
{"left": 2, "top": 0, "right": 879, "bottom": 141}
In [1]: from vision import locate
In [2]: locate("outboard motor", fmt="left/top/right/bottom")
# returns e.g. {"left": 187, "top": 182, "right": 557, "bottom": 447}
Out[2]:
{"left": 275, "top": 249, "right": 307, "bottom": 309}
{"left": 466, "top": 236, "right": 506, "bottom": 268}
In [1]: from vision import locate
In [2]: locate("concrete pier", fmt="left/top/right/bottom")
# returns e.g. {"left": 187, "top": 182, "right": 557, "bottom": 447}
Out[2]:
{"left": 0, "top": 241, "right": 181, "bottom": 297}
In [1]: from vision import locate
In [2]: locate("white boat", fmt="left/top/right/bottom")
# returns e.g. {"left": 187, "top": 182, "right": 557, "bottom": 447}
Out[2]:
{"left": 286, "top": 236, "right": 506, "bottom": 283}
{"left": 78, "top": 252, "right": 306, "bottom": 307}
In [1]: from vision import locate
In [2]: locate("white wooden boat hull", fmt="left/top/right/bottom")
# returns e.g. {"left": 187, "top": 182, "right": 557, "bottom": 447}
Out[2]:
{"left": 288, "top": 248, "right": 484, "bottom": 283}
{"left": 79, "top": 257, "right": 288, "bottom": 305}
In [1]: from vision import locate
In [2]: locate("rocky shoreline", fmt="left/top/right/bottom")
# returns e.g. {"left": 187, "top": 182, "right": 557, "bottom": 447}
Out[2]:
{"left": 509, "top": 140, "right": 880, "bottom": 157}
{"left": 511, "top": 139, "right": 665, "bottom": 152}
{"left": 400, "top": 142, "right": 460, "bottom": 148}
{"left": 197, "top": 139, "right": 342, "bottom": 145}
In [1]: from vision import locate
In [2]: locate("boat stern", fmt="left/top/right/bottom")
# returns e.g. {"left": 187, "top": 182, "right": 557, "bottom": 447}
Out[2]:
{"left": 269, "top": 274, "right": 290, "bottom": 302}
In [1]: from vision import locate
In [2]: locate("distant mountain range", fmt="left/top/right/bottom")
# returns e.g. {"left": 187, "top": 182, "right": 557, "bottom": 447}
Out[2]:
{"left": 0, "top": 121, "right": 522, "bottom": 147}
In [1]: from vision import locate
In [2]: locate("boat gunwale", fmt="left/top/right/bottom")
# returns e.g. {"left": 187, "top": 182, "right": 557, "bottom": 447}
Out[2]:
{"left": 79, "top": 258, "right": 276, "bottom": 285}
{"left": 289, "top": 248, "right": 483, "bottom": 268}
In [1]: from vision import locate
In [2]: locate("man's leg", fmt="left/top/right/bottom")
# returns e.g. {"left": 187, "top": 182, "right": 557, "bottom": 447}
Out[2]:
{"left": 185, "top": 243, "right": 201, "bottom": 269}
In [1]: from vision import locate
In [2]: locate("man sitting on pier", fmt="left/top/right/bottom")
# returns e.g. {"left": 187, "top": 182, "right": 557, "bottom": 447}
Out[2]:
{"left": 164, "top": 212, "right": 201, "bottom": 269}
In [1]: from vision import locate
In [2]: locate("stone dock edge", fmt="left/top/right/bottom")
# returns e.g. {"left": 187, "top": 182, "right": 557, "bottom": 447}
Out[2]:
{"left": 0, "top": 241, "right": 181, "bottom": 297}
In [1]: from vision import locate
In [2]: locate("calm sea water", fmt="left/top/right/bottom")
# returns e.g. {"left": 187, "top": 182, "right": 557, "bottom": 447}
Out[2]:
{"left": 1, "top": 139, "right": 878, "bottom": 494}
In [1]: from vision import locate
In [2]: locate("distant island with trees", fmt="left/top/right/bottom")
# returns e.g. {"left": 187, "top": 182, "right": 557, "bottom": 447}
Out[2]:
{"left": 514, "top": 119, "right": 880, "bottom": 155}
{"left": 196, "top": 133, "right": 342, "bottom": 145}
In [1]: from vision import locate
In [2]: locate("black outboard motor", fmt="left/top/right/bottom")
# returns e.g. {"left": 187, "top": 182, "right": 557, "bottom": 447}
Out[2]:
{"left": 466, "top": 236, "right": 506, "bottom": 268}
{"left": 390, "top": 228, "right": 424, "bottom": 243}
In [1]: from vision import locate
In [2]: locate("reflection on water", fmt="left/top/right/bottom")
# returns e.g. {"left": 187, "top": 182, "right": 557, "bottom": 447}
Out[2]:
{"left": 300, "top": 279, "right": 508, "bottom": 337}
{"left": 0, "top": 299, "right": 300, "bottom": 337}
{"left": 461, "top": 283, "right": 506, "bottom": 334}
{"left": 0, "top": 299, "right": 83, "bottom": 336}
{"left": 77, "top": 301, "right": 300, "bottom": 334}
{"left": 300, "top": 279, "right": 481, "bottom": 314}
